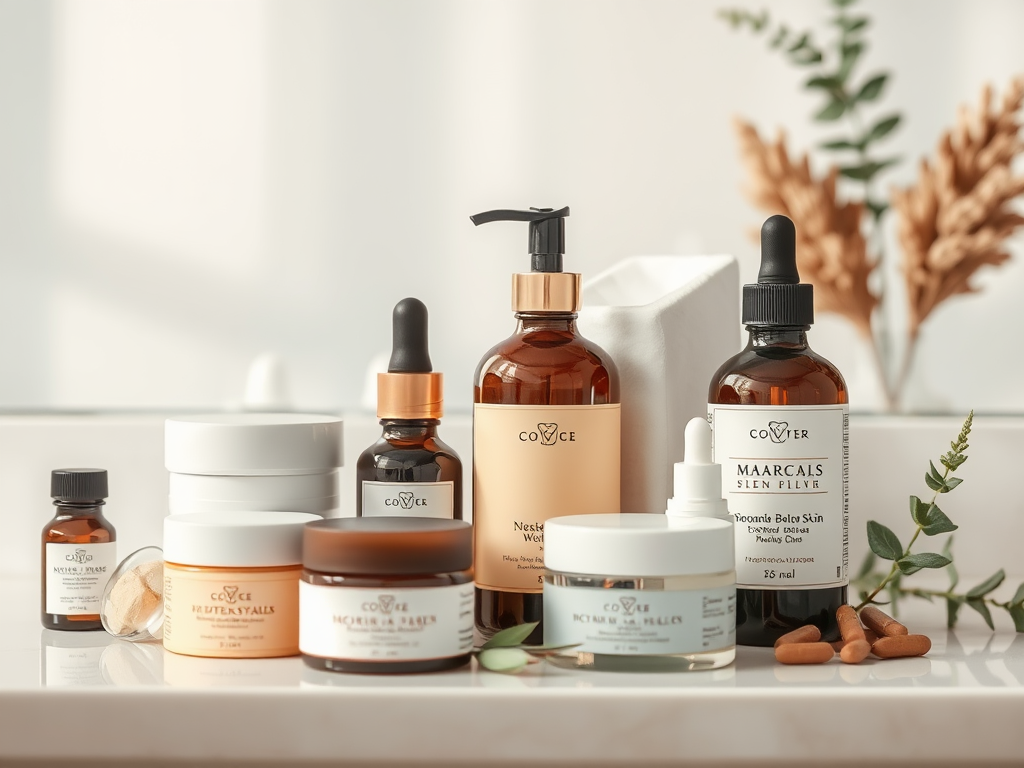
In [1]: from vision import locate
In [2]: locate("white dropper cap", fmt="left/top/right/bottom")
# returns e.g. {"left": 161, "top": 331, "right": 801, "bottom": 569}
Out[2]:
{"left": 666, "top": 417, "right": 731, "bottom": 519}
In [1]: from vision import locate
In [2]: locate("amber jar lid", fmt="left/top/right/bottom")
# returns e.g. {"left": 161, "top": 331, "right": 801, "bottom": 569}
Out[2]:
{"left": 303, "top": 517, "right": 472, "bottom": 575}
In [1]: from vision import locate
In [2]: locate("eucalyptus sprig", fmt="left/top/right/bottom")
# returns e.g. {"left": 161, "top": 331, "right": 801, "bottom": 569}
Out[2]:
{"left": 852, "top": 411, "right": 1024, "bottom": 632}
{"left": 474, "top": 622, "right": 579, "bottom": 673}
{"left": 718, "top": 0, "right": 902, "bottom": 228}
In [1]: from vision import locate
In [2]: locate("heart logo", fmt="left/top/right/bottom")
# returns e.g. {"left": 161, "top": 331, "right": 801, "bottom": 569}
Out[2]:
{"left": 379, "top": 595, "right": 396, "bottom": 614}
{"left": 399, "top": 491, "right": 415, "bottom": 509}
{"left": 538, "top": 423, "right": 559, "bottom": 446}
{"left": 768, "top": 421, "right": 789, "bottom": 443}
{"left": 223, "top": 585, "right": 239, "bottom": 604}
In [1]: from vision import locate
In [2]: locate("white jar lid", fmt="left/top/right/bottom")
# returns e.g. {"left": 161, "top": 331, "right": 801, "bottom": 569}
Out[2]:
{"left": 164, "top": 511, "right": 322, "bottom": 567}
{"left": 543, "top": 514, "right": 734, "bottom": 577}
{"left": 165, "top": 414, "right": 343, "bottom": 475}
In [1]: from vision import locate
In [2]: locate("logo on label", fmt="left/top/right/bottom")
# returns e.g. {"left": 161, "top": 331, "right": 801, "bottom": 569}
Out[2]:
{"left": 749, "top": 421, "right": 809, "bottom": 442}
{"left": 519, "top": 423, "right": 576, "bottom": 445}
{"left": 618, "top": 597, "right": 637, "bottom": 616}
{"left": 210, "top": 585, "right": 251, "bottom": 603}
{"left": 398, "top": 492, "right": 414, "bottom": 509}
{"left": 65, "top": 548, "right": 92, "bottom": 564}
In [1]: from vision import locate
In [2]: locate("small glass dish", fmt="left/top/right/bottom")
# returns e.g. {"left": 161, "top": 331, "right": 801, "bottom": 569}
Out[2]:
{"left": 100, "top": 546, "right": 164, "bottom": 642}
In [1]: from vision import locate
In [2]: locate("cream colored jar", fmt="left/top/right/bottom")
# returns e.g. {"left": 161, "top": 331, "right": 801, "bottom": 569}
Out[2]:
{"left": 162, "top": 511, "right": 320, "bottom": 659}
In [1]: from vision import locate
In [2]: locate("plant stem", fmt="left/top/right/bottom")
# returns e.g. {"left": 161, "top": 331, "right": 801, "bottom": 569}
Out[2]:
{"left": 854, "top": 464, "right": 948, "bottom": 611}
{"left": 897, "top": 586, "right": 1013, "bottom": 610}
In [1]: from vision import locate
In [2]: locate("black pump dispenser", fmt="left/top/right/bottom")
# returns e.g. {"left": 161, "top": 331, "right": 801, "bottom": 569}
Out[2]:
{"left": 388, "top": 298, "right": 432, "bottom": 373}
{"left": 469, "top": 206, "right": 570, "bottom": 273}
{"left": 742, "top": 214, "right": 815, "bottom": 327}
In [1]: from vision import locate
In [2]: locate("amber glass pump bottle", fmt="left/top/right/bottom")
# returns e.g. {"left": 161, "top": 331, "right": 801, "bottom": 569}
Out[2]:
{"left": 356, "top": 298, "right": 462, "bottom": 519}
{"left": 470, "top": 206, "right": 620, "bottom": 643}
{"left": 708, "top": 215, "right": 849, "bottom": 646}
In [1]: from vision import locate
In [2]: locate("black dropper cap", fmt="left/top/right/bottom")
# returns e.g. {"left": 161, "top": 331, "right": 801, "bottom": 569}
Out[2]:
{"left": 388, "top": 298, "right": 432, "bottom": 373}
{"left": 51, "top": 468, "right": 108, "bottom": 503}
{"left": 469, "top": 206, "right": 570, "bottom": 273}
{"left": 742, "top": 214, "right": 814, "bottom": 326}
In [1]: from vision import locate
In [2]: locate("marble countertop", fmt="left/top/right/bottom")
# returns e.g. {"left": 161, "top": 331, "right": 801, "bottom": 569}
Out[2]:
{"left": 1, "top": 576, "right": 1022, "bottom": 767}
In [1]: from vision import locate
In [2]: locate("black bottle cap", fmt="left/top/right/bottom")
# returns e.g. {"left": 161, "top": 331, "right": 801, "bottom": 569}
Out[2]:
{"left": 388, "top": 298, "right": 432, "bottom": 373}
{"left": 51, "top": 469, "right": 108, "bottom": 503}
{"left": 469, "top": 206, "right": 570, "bottom": 273}
{"left": 742, "top": 214, "right": 815, "bottom": 326}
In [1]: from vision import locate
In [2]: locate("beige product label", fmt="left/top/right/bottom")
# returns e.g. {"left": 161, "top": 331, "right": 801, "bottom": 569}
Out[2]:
{"left": 163, "top": 565, "right": 300, "bottom": 658}
{"left": 473, "top": 403, "right": 621, "bottom": 593}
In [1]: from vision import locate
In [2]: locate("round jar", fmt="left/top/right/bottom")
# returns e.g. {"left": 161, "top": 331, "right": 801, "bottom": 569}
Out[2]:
{"left": 300, "top": 517, "right": 473, "bottom": 674}
{"left": 162, "top": 511, "right": 320, "bottom": 658}
{"left": 165, "top": 414, "right": 343, "bottom": 516}
{"left": 543, "top": 514, "right": 736, "bottom": 672}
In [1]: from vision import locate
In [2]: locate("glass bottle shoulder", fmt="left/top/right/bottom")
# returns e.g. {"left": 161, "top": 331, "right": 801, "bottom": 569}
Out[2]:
{"left": 709, "top": 335, "right": 847, "bottom": 406}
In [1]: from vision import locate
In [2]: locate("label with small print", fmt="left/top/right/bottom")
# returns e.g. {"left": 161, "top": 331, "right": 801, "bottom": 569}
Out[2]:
{"left": 543, "top": 584, "right": 736, "bottom": 655}
{"left": 45, "top": 542, "right": 117, "bottom": 615}
{"left": 299, "top": 582, "right": 474, "bottom": 661}
{"left": 361, "top": 481, "right": 454, "bottom": 519}
{"left": 708, "top": 404, "right": 849, "bottom": 590}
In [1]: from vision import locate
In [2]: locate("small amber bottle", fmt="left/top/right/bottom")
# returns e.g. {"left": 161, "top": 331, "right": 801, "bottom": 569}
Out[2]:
{"left": 470, "top": 207, "right": 620, "bottom": 643}
{"left": 41, "top": 469, "right": 117, "bottom": 631}
{"left": 357, "top": 298, "right": 462, "bottom": 520}
{"left": 708, "top": 215, "right": 849, "bottom": 646}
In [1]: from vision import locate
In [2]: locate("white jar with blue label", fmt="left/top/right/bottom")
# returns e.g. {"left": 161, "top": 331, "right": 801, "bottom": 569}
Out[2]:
{"left": 543, "top": 513, "right": 736, "bottom": 672}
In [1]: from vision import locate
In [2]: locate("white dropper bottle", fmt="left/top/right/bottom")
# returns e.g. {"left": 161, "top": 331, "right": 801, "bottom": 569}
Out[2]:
{"left": 667, "top": 418, "right": 732, "bottom": 520}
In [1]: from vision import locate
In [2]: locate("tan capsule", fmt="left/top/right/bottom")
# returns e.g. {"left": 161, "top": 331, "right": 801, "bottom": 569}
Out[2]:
{"left": 775, "top": 642, "right": 835, "bottom": 665}
{"left": 840, "top": 638, "right": 872, "bottom": 664}
{"left": 831, "top": 627, "right": 879, "bottom": 653}
{"left": 871, "top": 634, "right": 931, "bottom": 659}
{"left": 860, "top": 605, "right": 908, "bottom": 637}
{"left": 773, "top": 625, "right": 821, "bottom": 649}
{"left": 837, "top": 605, "right": 866, "bottom": 642}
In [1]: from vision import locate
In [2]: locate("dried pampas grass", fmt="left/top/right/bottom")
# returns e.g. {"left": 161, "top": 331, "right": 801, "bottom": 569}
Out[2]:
{"left": 892, "top": 78, "right": 1024, "bottom": 340}
{"left": 734, "top": 119, "right": 878, "bottom": 338}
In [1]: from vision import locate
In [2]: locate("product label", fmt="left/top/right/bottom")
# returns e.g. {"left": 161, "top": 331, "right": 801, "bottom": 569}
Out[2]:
{"left": 299, "top": 582, "right": 474, "bottom": 661}
{"left": 43, "top": 646, "right": 106, "bottom": 687}
{"left": 162, "top": 567, "right": 300, "bottom": 657}
{"left": 473, "top": 404, "right": 621, "bottom": 593}
{"left": 543, "top": 583, "right": 736, "bottom": 655}
{"left": 361, "top": 481, "right": 454, "bottom": 519}
{"left": 45, "top": 542, "right": 117, "bottom": 615}
{"left": 708, "top": 404, "right": 849, "bottom": 589}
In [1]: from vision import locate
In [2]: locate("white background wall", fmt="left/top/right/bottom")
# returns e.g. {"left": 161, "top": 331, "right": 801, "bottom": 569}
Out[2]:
{"left": 0, "top": 0, "right": 1022, "bottom": 414}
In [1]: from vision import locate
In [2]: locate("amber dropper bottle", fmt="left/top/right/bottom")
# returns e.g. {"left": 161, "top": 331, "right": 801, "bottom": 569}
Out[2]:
{"left": 708, "top": 215, "right": 849, "bottom": 645}
{"left": 356, "top": 298, "right": 462, "bottom": 519}
{"left": 41, "top": 469, "right": 117, "bottom": 631}
{"left": 470, "top": 206, "right": 620, "bottom": 643}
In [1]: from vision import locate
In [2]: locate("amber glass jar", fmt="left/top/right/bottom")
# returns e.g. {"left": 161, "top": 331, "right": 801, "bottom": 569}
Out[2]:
{"left": 300, "top": 517, "right": 473, "bottom": 674}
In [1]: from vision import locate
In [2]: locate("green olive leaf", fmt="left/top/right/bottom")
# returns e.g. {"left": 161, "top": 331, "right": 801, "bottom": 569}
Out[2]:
{"left": 480, "top": 622, "right": 539, "bottom": 650}
{"left": 966, "top": 598, "right": 995, "bottom": 631}
{"left": 966, "top": 569, "right": 1005, "bottom": 599}
{"left": 477, "top": 647, "right": 531, "bottom": 674}
{"left": 896, "top": 552, "right": 951, "bottom": 575}
{"left": 867, "top": 520, "right": 902, "bottom": 560}
{"left": 1009, "top": 604, "right": 1024, "bottom": 633}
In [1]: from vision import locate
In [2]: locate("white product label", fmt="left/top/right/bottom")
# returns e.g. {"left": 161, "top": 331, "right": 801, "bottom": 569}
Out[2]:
{"left": 45, "top": 542, "right": 117, "bottom": 615}
{"left": 361, "top": 481, "right": 454, "bottom": 519}
{"left": 543, "top": 583, "right": 736, "bottom": 655}
{"left": 709, "top": 404, "right": 849, "bottom": 590}
{"left": 299, "top": 582, "right": 474, "bottom": 661}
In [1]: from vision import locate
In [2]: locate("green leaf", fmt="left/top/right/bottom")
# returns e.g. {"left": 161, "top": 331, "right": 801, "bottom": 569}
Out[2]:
{"left": 966, "top": 569, "right": 1005, "bottom": 598}
{"left": 787, "top": 33, "right": 809, "bottom": 53}
{"left": 837, "top": 41, "right": 864, "bottom": 82}
{"left": 769, "top": 25, "right": 789, "bottom": 48}
{"left": 831, "top": 0, "right": 858, "bottom": 8}
{"left": 920, "top": 504, "right": 958, "bottom": 536}
{"left": 947, "top": 598, "right": 962, "bottom": 628}
{"left": 944, "top": 477, "right": 963, "bottom": 491}
{"left": 897, "top": 552, "right": 952, "bottom": 575}
{"left": 477, "top": 647, "right": 530, "bottom": 673}
{"left": 1009, "top": 604, "right": 1024, "bottom": 633}
{"left": 840, "top": 17, "right": 869, "bottom": 34}
{"left": 820, "top": 138, "right": 859, "bottom": 151}
{"left": 947, "top": 560, "right": 959, "bottom": 591}
{"left": 863, "top": 114, "right": 901, "bottom": 144}
{"left": 910, "top": 495, "right": 929, "bottom": 526}
{"left": 791, "top": 48, "right": 823, "bottom": 66}
{"left": 480, "top": 622, "right": 539, "bottom": 650}
{"left": 806, "top": 75, "right": 843, "bottom": 92}
{"left": 924, "top": 472, "right": 943, "bottom": 492}
{"left": 853, "top": 73, "right": 887, "bottom": 102}
{"left": 839, "top": 157, "right": 900, "bottom": 181}
{"left": 815, "top": 98, "right": 847, "bottom": 121}
{"left": 928, "top": 460, "right": 945, "bottom": 484}
{"left": 867, "top": 520, "right": 903, "bottom": 560}
{"left": 1011, "top": 582, "right": 1024, "bottom": 608}
{"left": 855, "top": 550, "right": 877, "bottom": 580}
{"left": 966, "top": 598, "right": 995, "bottom": 631}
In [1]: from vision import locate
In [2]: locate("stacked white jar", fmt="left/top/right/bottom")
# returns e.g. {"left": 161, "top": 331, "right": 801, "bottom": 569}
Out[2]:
{"left": 165, "top": 414, "right": 344, "bottom": 516}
